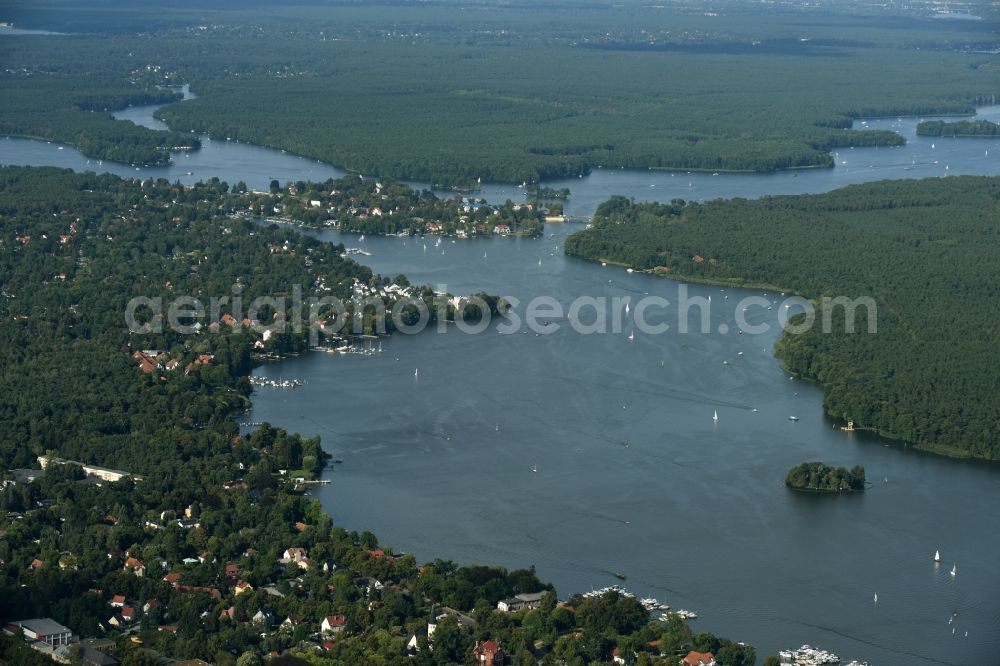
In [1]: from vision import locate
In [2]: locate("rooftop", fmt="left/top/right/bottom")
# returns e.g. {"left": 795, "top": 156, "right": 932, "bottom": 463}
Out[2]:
{"left": 14, "top": 618, "right": 72, "bottom": 636}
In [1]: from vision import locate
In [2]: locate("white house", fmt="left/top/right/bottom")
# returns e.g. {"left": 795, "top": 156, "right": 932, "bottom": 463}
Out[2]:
{"left": 321, "top": 615, "right": 347, "bottom": 634}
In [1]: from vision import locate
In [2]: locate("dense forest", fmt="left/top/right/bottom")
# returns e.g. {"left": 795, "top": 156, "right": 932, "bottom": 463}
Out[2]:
{"left": 564, "top": 177, "right": 1000, "bottom": 460}
{"left": 785, "top": 462, "right": 866, "bottom": 493}
{"left": 1, "top": 2, "right": 999, "bottom": 184}
{"left": 0, "top": 77, "right": 199, "bottom": 165}
{"left": 0, "top": 166, "right": 758, "bottom": 665}
{"left": 917, "top": 119, "right": 1000, "bottom": 137}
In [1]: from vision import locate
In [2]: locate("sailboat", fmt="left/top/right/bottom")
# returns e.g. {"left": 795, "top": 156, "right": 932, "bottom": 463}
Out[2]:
{"left": 531, "top": 465, "right": 538, "bottom": 474}
{"left": 950, "top": 564, "right": 957, "bottom": 576}
{"left": 359, "top": 234, "right": 365, "bottom": 241}
{"left": 934, "top": 550, "right": 941, "bottom": 563}
{"left": 625, "top": 302, "right": 630, "bottom": 315}
{"left": 414, "top": 368, "right": 419, "bottom": 379}
{"left": 873, "top": 593, "right": 878, "bottom": 604}
{"left": 713, "top": 409, "right": 719, "bottom": 422}
{"left": 627, "top": 331, "right": 634, "bottom": 342}
{"left": 483, "top": 252, "right": 487, "bottom": 259}
{"left": 538, "top": 258, "right": 542, "bottom": 267}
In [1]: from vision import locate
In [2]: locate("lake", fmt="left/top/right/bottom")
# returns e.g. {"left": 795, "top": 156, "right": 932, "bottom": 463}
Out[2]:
{"left": 2, "top": 93, "right": 999, "bottom": 665}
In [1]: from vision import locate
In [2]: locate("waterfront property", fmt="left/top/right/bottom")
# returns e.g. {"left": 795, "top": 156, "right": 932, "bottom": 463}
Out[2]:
{"left": 497, "top": 591, "right": 548, "bottom": 612}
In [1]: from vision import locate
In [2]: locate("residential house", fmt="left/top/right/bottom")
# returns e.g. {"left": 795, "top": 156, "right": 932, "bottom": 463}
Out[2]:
{"left": 123, "top": 557, "right": 145, "bottom": 577}
{"left": 472, "top": 640, "right": 503, "bottom": 666}
{"left": 252, "top": 609, "right": 276, "bottom": 627}
{"left": 282, "top": 547, "right": 308, "bottom": 562}
{"left": 321, "top": 615, "right": 347, "bottom": 634}
{"left": 682, "top": 651, "right": 716, "bottom": 666}
{"left": 110, "top": 595, "right": 126, "bottom": 609}
{"left": 355, "top": 576, "right": 383, "bottom": 596}
{"left": 428, "top": 606, "right": 477, "bottom": 637}
{"left": 234, "top": 580, "right": 254, "bottom": 596}
{"left": 280, "top": 615, "right": 302, "bottom": 631}
{"left": 107, "top": 613, "right": 130, "bottom": 629}
{"left": 406, "top": 632, "right": 423, "bottom": 655}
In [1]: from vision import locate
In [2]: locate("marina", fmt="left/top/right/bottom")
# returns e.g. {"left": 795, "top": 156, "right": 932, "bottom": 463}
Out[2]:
{"left": 248, "top": 376, "right": 303, "bottom": 389}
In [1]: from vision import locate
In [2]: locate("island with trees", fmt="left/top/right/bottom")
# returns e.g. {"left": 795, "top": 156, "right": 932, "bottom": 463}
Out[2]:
{"left": 564, "top": 177, "right": 1000, "bottom": 461}
{"left": 917, "top": 119, "right": 1000, "bottom": 138}
{"left": 785, "top": 462, "right": 866, "bottom": 493}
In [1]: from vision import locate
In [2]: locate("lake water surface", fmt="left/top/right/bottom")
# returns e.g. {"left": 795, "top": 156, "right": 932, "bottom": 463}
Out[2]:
{"left": 2, "top": 93, "right": 999, "bottom": 665}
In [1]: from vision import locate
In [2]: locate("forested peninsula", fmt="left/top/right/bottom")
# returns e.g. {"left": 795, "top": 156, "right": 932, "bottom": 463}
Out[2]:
{"left": 0, "top": 166, "right": 756, "bottom": 666}
{"left": 564, "top": 177, "right": 1000, "bottom": 461}
{"left": 0, "top": 81, "right": 198, "bottom": 165}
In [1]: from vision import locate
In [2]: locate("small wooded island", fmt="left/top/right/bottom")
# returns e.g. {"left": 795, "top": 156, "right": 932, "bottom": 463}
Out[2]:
{"left": 916, "top": 119, "right": 1000, "bottom": 137}
{"left": 785, "top": 462, "right": 866, "bottom": 493}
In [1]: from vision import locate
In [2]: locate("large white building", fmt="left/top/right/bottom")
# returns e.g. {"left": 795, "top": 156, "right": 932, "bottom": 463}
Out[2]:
{"left": 10, "top": 617, "right": 73, "bottom": 647}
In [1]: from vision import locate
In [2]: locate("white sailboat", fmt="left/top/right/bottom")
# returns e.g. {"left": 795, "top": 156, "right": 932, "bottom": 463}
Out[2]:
{"left": 874, "top": 592, "right": 878, "bottom": 604}
{"left": 713, "top": 409, "right": 719, "bottom": 422}
{"left": 950, "top": 564, "right": 957, "bottom": 576}
{"left": 414, "top": 368, "right": 419, "bottom": 379}
{"left": 627, "top": 331, "right": 635, "bottom": 342}
{"left": 933, "top": 550, "right": 941, "bottom": 563}
{"left": 359, "top": 234, "right": 365, "bottom": 241}
{"left": 625, "top": 302, "right": 630, "bottom": 315}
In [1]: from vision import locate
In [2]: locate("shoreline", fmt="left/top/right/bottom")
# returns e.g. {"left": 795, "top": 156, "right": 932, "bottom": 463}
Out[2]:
{"left": 569, "top": 253, "right": 999, "bottom": 465}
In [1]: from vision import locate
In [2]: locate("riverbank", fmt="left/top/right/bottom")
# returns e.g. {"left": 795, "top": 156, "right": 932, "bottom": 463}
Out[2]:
{"left": 563, "top": 181, "right": 1000, "bottom": 462}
